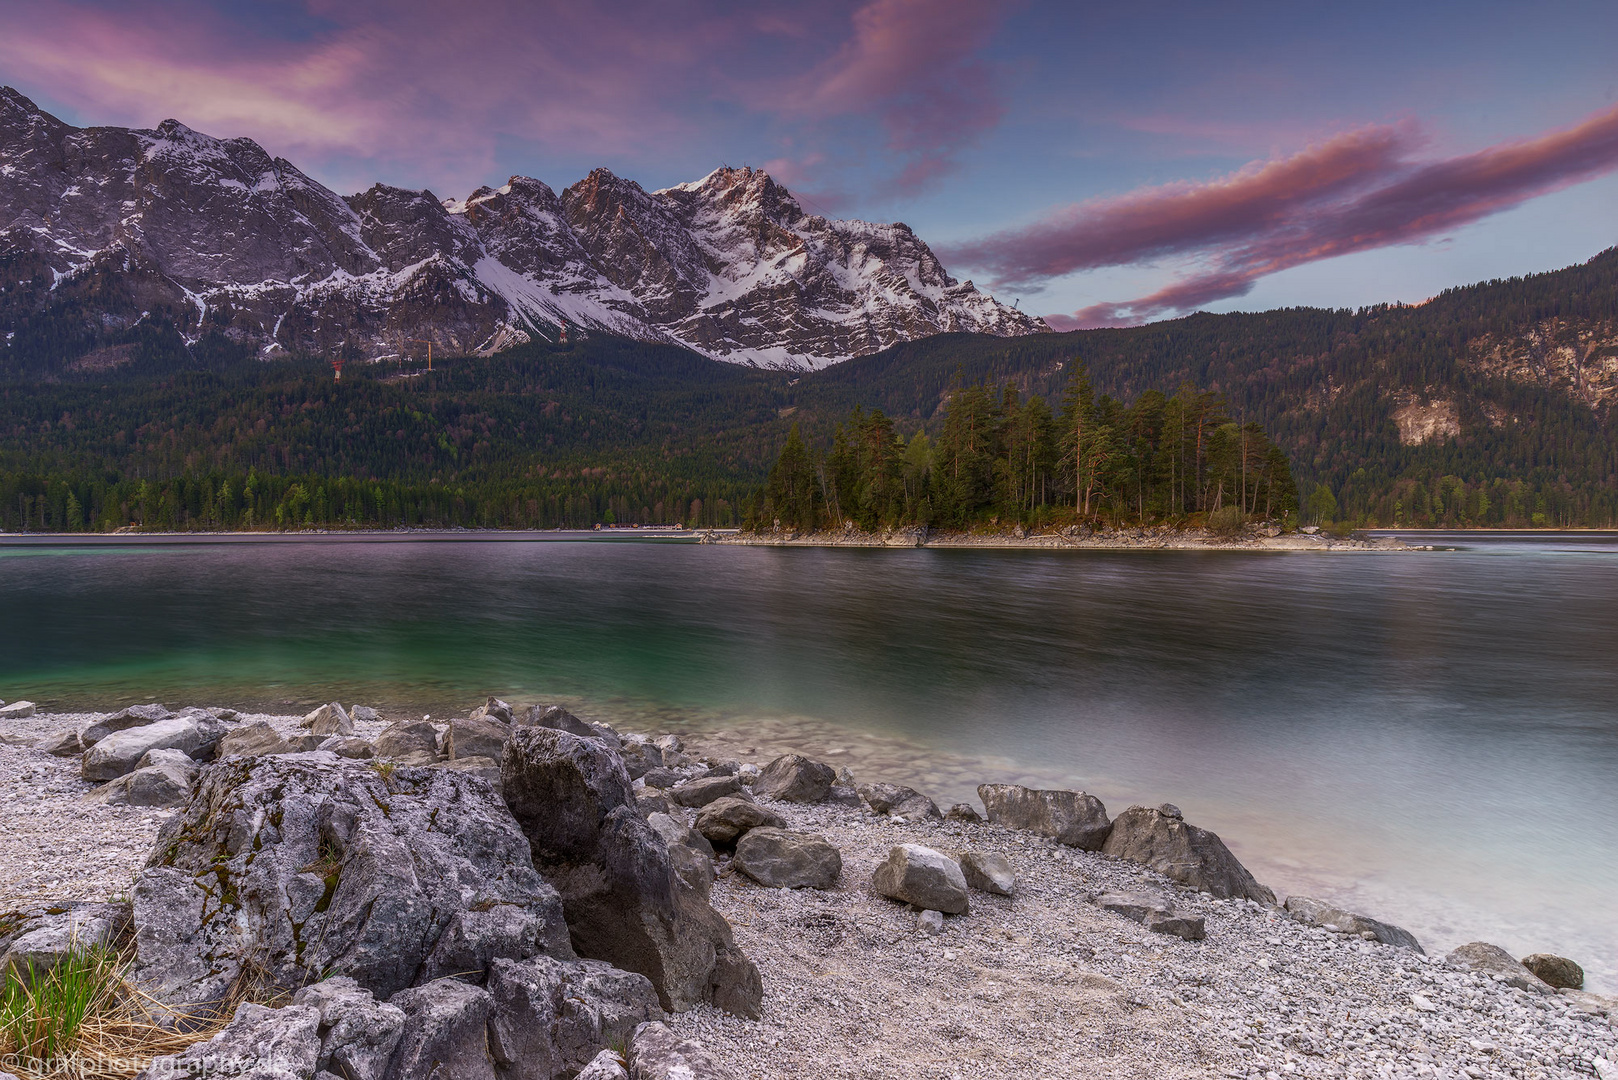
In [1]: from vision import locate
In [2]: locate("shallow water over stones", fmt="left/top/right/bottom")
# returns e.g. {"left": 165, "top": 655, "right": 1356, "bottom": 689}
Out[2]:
{"left": 1, "top": 534, "right": 1615, "bottom": 989}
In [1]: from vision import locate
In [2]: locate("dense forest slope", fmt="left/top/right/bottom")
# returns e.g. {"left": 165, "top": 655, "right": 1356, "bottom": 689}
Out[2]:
{"left": 1, "top": 248, "right": 1615, "bottom": 530}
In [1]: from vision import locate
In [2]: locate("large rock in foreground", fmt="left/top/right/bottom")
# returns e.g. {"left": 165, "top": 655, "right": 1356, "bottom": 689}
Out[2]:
{"left": 1101, "top": 805, "right": 1275, "bottom": 904}
{"left": 502, "top": 728, "right": 763, "bottom": 1017}
{"left": 870, "top": 844, "right": 969, "bottom": 914}
{"left": 978, "top": 783, "right": 1112, "bottom": 849}
{"left": 131, "top": 752, "right": 571, "bottom": 1015}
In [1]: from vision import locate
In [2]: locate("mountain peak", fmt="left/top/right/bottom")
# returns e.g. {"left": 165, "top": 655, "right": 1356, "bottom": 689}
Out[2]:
{"left": 1, "top": 104, "right": 1045, "bottom": 369}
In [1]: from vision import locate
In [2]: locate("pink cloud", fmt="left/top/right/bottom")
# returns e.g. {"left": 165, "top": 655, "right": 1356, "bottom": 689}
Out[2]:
{"left": 947, "top": 103, "right": 1618, "bottom": 328}
{"left": 0, "top": 0, "right": 1014, "bottom": 198}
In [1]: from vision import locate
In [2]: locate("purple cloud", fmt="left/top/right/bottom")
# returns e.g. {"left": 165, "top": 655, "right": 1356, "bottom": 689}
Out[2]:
{"left": 945, "top": 105, "right": 1618, "bottom": 328}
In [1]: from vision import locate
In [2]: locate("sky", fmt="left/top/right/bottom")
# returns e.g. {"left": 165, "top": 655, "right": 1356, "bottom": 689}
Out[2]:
{"left": 3, "top": 0, "right": 1617, "bottom": 327}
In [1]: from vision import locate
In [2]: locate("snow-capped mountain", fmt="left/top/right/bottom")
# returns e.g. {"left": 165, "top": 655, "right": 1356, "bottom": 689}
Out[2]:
{"left": 0, "top": 87, "right": 1044, "bottom": 370}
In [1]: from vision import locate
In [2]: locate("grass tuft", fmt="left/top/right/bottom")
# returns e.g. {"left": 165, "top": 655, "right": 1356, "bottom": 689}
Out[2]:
{"left": 0, "top": 946, "right": 221, "bottom": 1079}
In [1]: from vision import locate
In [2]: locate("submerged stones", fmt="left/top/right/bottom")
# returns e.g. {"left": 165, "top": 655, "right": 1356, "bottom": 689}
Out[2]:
{"left": 977, "top": 783, "right": 1112, "bottom": 850}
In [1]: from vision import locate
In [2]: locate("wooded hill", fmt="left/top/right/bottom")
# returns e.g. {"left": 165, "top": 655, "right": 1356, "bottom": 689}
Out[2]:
{"left": 2, "top": 246, "right": 1616, "bottom": 531}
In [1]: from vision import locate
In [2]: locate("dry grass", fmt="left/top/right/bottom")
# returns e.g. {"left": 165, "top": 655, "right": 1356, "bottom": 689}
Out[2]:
{"left": 0, "top": 948, "right": 224, "bottom": 1080}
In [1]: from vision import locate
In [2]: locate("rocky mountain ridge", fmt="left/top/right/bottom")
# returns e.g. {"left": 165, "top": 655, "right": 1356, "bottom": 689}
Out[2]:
{"left": 0, "top": 87, "right": 1042, "bottom": 371}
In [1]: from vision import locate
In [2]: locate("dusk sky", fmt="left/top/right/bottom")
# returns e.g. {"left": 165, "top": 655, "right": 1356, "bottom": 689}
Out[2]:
{"left": 4, "top": 0, "right": 1618, "bottom": 327}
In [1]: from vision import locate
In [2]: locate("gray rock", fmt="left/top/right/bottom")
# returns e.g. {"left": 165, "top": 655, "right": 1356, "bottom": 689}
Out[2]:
{"left": 753, "top": 754, "right": 836, "bottom": 803}
{"left": 668, "top": 774, "right": 745, "bottom": 808}
{"left": 373, "top": 719, "right": 440, "bottom": 761}
{"left": 618, "top": 736, "right": 665, "bottom": 780}
{"left": 978, "top": 783, "right": 1112, "bottom": 850}
{"left": 1096, "top": 891, "right": 1206, "bottom": 941}
{"left": 218, "top": 721, "right": 292, "bottom": 758}
{"left": 0, "top": 700, "right": 37, "bottom": 719}
{"left": 653, "top": 734, "right": 685, "bottom": 755}
{"left": 301, "top": 703, "right": 354, "bottom": 737}
{"left": 135, "top": 1002, "right": 322, "bottom": 1080}
{"left": 1447, "top": 942, "right": 1552, "bottom": 992}
{"left": 448, "top": 716, "right": 510, "bottom": 760}
{"left": 640, "top": 768, "right": 685, "bottom": 790}
{"left": 693, "top": 796, "right": 786, "bottom": 847}
{"left": 79, "top": 703, "right": 171, "bottom": 747}
{"left": 636, "top": 791, "right": 675, "bottom": 818}
{"left": 385, "top": 977, "right": 496, "bottom": 1080}
{"left": 318, "top": 736, "right": 375, "bottom": 760}
{"left": 732, "top": 828, "right": 841, "bottom": 890}
{"left": 1101, "top": 805, "right": 1275, "bottom": 904}
{"left": 0, "top": 901, "right": 130, "bottom": 978}
{"left": 471, "top": 697, "right": 516, "bottom": 725}
{"left": 957, "top": 851, "right": 1015, "bottom": 896}
{"left": 82, "top": 713, "right": 227, "bottom": 781}
{"left": 286, "top": 734, "right": 327, "bottom": 752}
{"left": 131, "top": 753, "right": 570, "bottom": 1016}
{"left": 736, "top": 763, "right": 760, "bottom": 785}
{"left": 647, "top": 819, "right": 718, "bottom": 906}
{"left": 88, "top": 750, "right": 198, "bottom": 807}
{"left": 435, "top": 755, "right": 503, "bottom": 788}
{"left": 350, "top": 705, "right": 380, "bottom": 723}
{"left": 292, "top": 976, "right": 406, "bottom": 1080}
{"left": 502, "top": 728, "right": 763, "bottom": 1017}
{"left": 824, "top": 785, "right": 863, "bottom": 808}
{"left": 486, "top": 955, "right": 662, "bottom": 1080}
{"left": 871, "top": 844, "right": 970, "bottom": 914}
{"left": 524, "top": 704, "right": 598, "bottom": 737}
{"left": 40, "top": 729, "right": 83, "bottom": 757}
{"left": 576, "top": 1049, "right": 629, "bottom": 1080}
{"left": 628, "top": 1021, "right": 738, "bottom": 1080}
{"left": 917, "top": 909, "right": 945, "bottom": 935}
{"left": 1521, "top": 952, "right": 1584, "bottom": 990}
{"left": 945, "top": 803, "right": 982, "bottom": 823}
{"left": 857, "top": 782, "right": 941, "bottom": 822}
{"left": 1283, "top": 896, "right": 1423, "bottom": 952}
{"left": 647, "top": 812, "right": 715, "bottom": 859}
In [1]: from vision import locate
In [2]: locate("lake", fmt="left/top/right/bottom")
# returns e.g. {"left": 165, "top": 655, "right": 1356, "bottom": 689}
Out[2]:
{"left": 2, "top": 532, "right": 1614, "bottom": 989}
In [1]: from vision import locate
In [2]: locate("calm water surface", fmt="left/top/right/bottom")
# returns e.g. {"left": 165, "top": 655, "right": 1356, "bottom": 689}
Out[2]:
{"left": 1, "top": 534, "right": 1615, "bottom": 988}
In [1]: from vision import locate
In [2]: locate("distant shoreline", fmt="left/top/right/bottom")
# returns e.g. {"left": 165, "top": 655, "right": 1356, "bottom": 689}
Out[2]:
{"left": 3, "top": 525, "right": 1611, "bottom": 550}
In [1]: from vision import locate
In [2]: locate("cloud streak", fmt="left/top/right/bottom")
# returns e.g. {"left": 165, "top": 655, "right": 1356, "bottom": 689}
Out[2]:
{"left": 944, "top": 104, "right": 1618, "bottom": 328}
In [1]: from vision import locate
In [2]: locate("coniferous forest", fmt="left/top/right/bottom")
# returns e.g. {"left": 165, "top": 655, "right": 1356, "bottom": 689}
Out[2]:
{"left": 2, "top": 247, "right": 1617, "bottom": 532}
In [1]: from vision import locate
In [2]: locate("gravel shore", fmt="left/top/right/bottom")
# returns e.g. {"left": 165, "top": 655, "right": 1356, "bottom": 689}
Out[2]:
{"left": 2, "top": 707, "right": 1613, "bottom": 1080}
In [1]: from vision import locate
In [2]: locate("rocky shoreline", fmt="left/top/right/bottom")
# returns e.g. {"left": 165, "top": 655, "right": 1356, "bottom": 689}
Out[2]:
{"left": 0, "top": 698, "right": 1612, "bottom": 1080}
{"left": 710, "top": 524, "right": 1418, "bottom": 552}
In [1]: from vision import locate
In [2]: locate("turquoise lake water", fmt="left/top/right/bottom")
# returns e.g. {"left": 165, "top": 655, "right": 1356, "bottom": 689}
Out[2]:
{"left": 1, "top": 533, "right": 1614, "bottom": 988}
